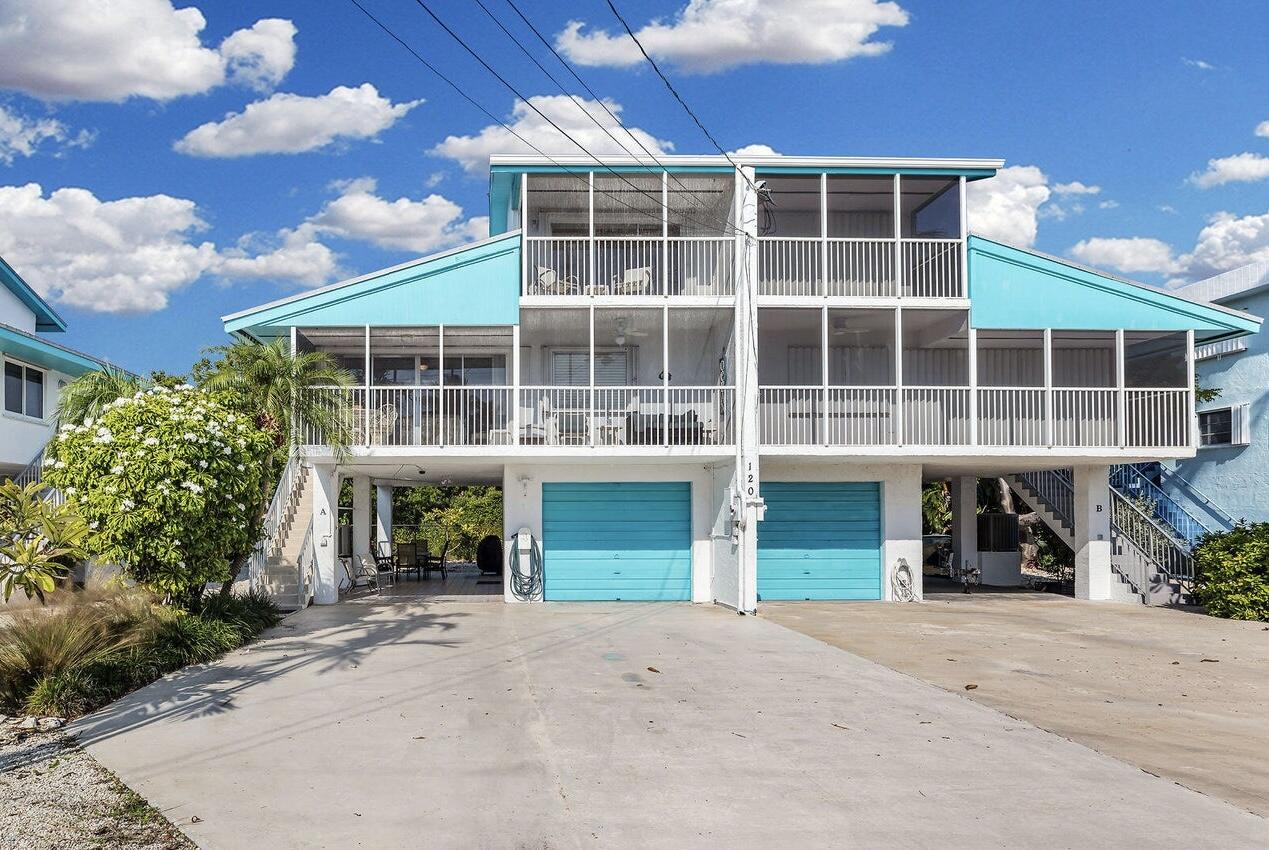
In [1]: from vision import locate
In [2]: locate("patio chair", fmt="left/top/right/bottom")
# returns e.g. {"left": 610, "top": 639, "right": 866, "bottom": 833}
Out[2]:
{"left": 532, "top": 266, "right": 579, "bottom": 296}
{"left": 344, "top": 554, "right": 388, "bottom": 595}
{"left": 611, "top": 266, "right": 653, "bottom": 295}
{"left": 396, "top": 541, "right": 421, "bottom": 581}
{"left": 422, "top": 536, "right": 450, "bottom": 582}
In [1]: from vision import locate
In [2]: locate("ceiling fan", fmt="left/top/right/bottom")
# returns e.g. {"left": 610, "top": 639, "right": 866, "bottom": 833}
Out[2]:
{"left": 830, "top": 316, "right": 869, "bottom": 345}
{"left": 612, "top": 317, "right": 651, "bottom": 346}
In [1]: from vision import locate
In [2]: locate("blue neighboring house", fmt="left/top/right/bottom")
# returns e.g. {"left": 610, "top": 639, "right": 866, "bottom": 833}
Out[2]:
{"left": 0, "top": 255, "right": 121, "bottom": 479}
{"left": 1165, "top": 261, "right": 1269, "bottom": 525}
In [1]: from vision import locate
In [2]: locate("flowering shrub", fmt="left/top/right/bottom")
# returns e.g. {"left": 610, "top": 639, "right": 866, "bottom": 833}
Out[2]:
{"left": 44, "top": 385, "right": 273, "bottom": 599}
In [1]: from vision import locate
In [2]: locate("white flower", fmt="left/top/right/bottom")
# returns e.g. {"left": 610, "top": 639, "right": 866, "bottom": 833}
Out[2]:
{"left": 177, "top": 560, "right": 186, "bottom": 568}
{"left": 236, "top": 464, "right": 245, "bottom": 471}
{"left": 65, "top": 486, "right": 76, "bottom": 496}
{"left": 182, "top": 433, "right": 197, "bottom": 441}
{"left": 59, "top": 423, "right": 74, "bottom": 433}
{"left": 222, "top": 446, "right": 232, "bottom": 455}
{"left": 89, "top": 521, "right": 99, "bottom": 530}
{"left": 120, "top": 499, "right": 135, "bottom": 511}
{"left": 111, "top": 465, "right": 124, "bottom": 474}
{"left": 144, "top": 437, "right": 159, "bottom": 446}
{"left": 54, "top": 460, "right": 66, "bottom": 469}
{"left": 181, "top": 481, "right": 203, "bottom": 495}
{"left": 198, "top": 459, "right": 208, "bottom": 469}
{"left": 84, "top": 417, "right": 95, "bottom": 427}
{"left": 134, "top": 426, "right": 144, "bottom": 435}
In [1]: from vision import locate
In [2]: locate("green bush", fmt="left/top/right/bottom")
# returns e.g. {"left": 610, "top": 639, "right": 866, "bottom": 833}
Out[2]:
{"left": 1193, "top": 522, "right": 1269, "bottom": 621}
{"left": 0, "top": 587, "right": 282, "bottom": 716}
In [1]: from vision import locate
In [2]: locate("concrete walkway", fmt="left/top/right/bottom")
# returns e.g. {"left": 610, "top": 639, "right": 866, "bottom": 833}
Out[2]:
{"left": 762, "top": 588, "right": 1269, "bottom": 818}
{"left": 74, "top": 600, "right": 1266, "bottom": 849}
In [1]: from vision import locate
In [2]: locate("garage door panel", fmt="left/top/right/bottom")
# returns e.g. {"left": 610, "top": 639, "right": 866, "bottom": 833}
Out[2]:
{"left": 758, "top": 482, "right": 882, "bottom": 601}
{"left": 543, "top": 482, "right": 692, "bottom": 601}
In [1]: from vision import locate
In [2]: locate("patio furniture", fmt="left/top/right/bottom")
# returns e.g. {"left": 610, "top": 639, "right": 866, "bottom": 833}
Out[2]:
{"left": 611, "top": 266, "right": 653, "bottom": 295}
{"left": 422, "top": 536, "right": 450, "bottom": 582}
{"left": 345, "top": 554, "right": 390, "bottom": 595}
{"left": 626, "top": 410, "right": 705, "bottom": 445}
{"left": 396, "top": 542, "right": 421, "bottom": 581}
{"left": 476, "top": 535, "right": 503, "bottom": 576}
{"left": 532, "top": 266, "right": 580, "bottom": 296}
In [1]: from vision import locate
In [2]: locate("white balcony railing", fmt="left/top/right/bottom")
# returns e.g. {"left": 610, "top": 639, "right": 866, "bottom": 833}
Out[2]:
{"left": 301, "top": 386, "right": 733, "bottom": 448}
{"left": 978, "top": 387, "right": 1046, "bottom": 447}
{"left": 758, "top": 238, "right": 822, "bottom": 297}
{"left": 759, "top": 386, "right": 897, "bottom": 446}
{"left": 1126, "top": 389, "right": 1190, "bottom": 448}
{"left": 524, "top": 236, "right": 733, "bottom": 297}
{"left": 1052, "top": 388, "right": 1117, "bottom": 447}
{"left": 757, "top": 237, "right": 963, "bottom": 298}
{"left": 901, "top": 239, "right": 963, "bottom": 298}
{"left": 828, "top": 239, "right": 896, "bottom": 297}
{"left": 902, "top": 386, "right": 971, "bottom": 445}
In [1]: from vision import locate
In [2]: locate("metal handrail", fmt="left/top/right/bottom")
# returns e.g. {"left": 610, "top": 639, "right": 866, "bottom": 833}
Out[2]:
{"left": 244, "top": 452, "right": 303, "bottom": 590}
{"left": 295, "top": 518, "right": 316, "bottom": 609}
{"left": 1151, "top": 464, "right": 1236, "bottom": 529}
{"left": 1110, "top": 488, "right": 1194, "bottom": 583}
{"left": 1110, "top": 464, "right": 1212, "bottom": 547}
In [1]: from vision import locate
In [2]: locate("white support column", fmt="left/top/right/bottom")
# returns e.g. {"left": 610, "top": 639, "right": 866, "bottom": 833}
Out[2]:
{"left": 661, "top": 170, "right": 669, "bottom": 298}
{"left": 893, "top": 173, "right": 903, "bottom": 298}
{"left": 958, "top": 175, "right": 968, "bottom": 297}
{"left": 968, "top": 326, "right": 978, "bottom": 445}
{"left": 438, "top": 323, "right": 445, "bottom": 446}
{"left": 512, "top": 323, "right": 521, "bottom": 445}
{"left": 1186, "top": 328, "right": 1196, "bottom": 449}
{"left": 375, "top": 484, "right": 393, "bottom": 557}
{"left": 949, "top": 476, "right": 978, "bottom": 580}
{"left": 662, "top": 303, "right": 670, "bottom": 446}
{"left": 820, "top": 172, "right": 828, "bottom": 298}
{"left": 894, "top": 306, "right": 904, "bottom": 446}
{"left": 352, "top": 475, "right": 371, "bottom": 563}
{"left": 736, "top": 164, "right": 763, "bottom": 614}
{"left": 519, "top": 172, "right": 528, "bottom": 295}
{"left": 587, "top": 171, "right": 595, "bottom": 291}
{"left": 1072, "top": 464, "right": 1113, "bottom": 600}
{"left": 1043, "top": 328, "right": 1054, "bottom": 447}
{"left": 290, "top": 325, "right": 297, "bottom": 356}
{"left": 821, "top": 304, "right": 829, "bottom": 445}
{"left": 310, "top": 463, "right": 340, "bottom": 605}
{"left": 588, "top": 303, "right": 596, "bottom": 446}
{"left": 363, "top": 325, "right": 371, "bottom": 445}
{"left": 1115, "top": 328, "right": 1126, "bottom": 448}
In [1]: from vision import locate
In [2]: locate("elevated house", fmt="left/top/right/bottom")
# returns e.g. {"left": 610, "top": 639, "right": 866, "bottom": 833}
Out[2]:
{"left": 222, "top": 154, "right": 1261, "bottom": 611}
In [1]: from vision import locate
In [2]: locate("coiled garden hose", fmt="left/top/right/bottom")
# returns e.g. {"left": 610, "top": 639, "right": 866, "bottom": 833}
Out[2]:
{"left": 509, "top": 535, "right": 543, "bottom": 601}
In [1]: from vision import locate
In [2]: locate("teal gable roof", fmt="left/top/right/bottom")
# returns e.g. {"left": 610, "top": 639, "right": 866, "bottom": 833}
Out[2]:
{"left": 223, "top": 231, "right": 522, "bottom": 336}
{"left": 0, "top": 323, "right": 113, "bottom": 375}
{"left": 1, "top": 255, "right": 65, "bottom": 332}
{"left": 967, "top": 236, "right": 1262, "bottom": 342}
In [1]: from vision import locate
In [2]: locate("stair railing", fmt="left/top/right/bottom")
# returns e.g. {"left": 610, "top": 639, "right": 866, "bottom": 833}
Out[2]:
{"left": 245, "top": 451, "right": 304, "bottom": 591}
{"left": 1151, "top": 464, "right": 1236, "bottom": 531}
{"left": 1110, "top": 464, "right": 1212, "bottom": 547}
{"left": 1016, "top": 469, "right": 1074, "bottom": 530}
{"left": 295, "top": 518, "right": 316, "bottom": 609}
{"left": 1109, "top": 488, "right": 1195, "bottom": 584}
{"left": 8, "top": 446, "right": 65, "bottom": 507}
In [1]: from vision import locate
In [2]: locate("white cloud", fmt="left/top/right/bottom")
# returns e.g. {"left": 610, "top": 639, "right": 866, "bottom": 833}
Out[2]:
{"left": 215, "top": 225, "right": 338, "bottom": 286}
{"left": 175, "top": 84, "right": 421, "bottom": 158}
{"left": 1053, "top": 181, "right": 1100, "bottom": 196}
{"left": 1159, "top": 204, "right": 1178, "bottom": 214}
{"left": 556, "top": 0, "right": 909, "bottom": 73}
{"left": 0, "top": 105, "right": 92, "bottom": 164}
{"left": 432, "top": 95, "right": 672, "bottom": 174}
{"left": 965, "top": 165, "right": 1052, "bottom": 247}
{"left": 0, "top": 2, "right": 296, "bottom": 101}
{"left": 1189, "top": 152, "right": 1269, "bottom": 188}
{"left": 307, "top": 178, "right": 488, "bottom": 254}
{"left": 1071, "top": 237, "right": 1178, "bottom": 275}
{"left": 1256, "top": 120, "right": 1269, "bottom": 138}
{"left": 1098, "top": 200, "right": 1119, "bottom": 210}
{"left": 1182, "top": 57, "right": 1215, "bottom": 70}
{"left": 729, "top": 144, "right": 780, "bottom": 156}
{"left": 219, "top": 18, "right": 298, "bottom": 92}
{"left": 1068, "top": 209, "right": 1269, "bottom": 284}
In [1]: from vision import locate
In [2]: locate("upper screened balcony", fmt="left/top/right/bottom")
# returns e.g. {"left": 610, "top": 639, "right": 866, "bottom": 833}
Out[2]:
{"left": 757, "top": 173, "right": 965, "bottom": 299}
{"left": 520, "top": 171, "right": 737, "bottom": 300}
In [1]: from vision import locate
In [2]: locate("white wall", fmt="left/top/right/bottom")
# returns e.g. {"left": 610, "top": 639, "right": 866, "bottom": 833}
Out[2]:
{"left": 502, "top": 461, "right": 718, "bottom": 603}
{"left": 0, "top": 285, "right": 37, "bottom": 333}
{"left": 0, "top": 357, "right": 70, "bottom": 472}
{"left": 707, "top": 462, "right": 740, "bottom": 608}
{"left": 758, "top": 459, "right": 924, "bottom": 601}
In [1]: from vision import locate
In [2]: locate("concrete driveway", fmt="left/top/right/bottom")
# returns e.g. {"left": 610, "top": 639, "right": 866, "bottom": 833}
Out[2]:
{"left": 762, "top": 587, "right": 1269, "bottom": 818}
{"left": 74, "top": 599, "right": 1266, "bottom": 849}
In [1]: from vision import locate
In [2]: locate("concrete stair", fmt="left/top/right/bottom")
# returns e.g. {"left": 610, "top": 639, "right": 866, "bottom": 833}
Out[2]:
{"left": 260, "top": 465, "right": 312, "bottom": 610}
{"left": 1005, "top": 474, "right": 1074, "bottom": 547}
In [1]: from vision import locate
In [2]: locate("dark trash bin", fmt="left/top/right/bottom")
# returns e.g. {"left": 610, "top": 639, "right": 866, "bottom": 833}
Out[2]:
{"left": 477, "top": 535, "right": 503, "bottom": 575}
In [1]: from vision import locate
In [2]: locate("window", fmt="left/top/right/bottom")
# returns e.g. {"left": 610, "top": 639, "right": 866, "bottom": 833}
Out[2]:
{"left": 551, "top": 350, "right": 629, "bottom": 386}
{"left": 1199, "top": 405, "right": 1251, "bottom": 447}
{"left": 4, "top": 361, "right": 44, "bottom": 419}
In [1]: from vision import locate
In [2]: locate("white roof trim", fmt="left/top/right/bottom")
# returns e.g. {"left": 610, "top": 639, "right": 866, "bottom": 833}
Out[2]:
{"left": 489, "top": 154, "right": 1005, "bottom": 170}
{"left": 221, "top": 229, "right": 520, "bottom": 323}
{"left": 1171, "top": 262, "right": 1269, "bottom": 304}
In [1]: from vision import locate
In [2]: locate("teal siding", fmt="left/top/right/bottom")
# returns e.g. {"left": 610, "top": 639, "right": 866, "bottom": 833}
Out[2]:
{"left": 542, "top": 482, "right": 691, "bottom": 601}
{"left": 968, "top": 236, "right": 1261, "bottom": 341}
{"left": 758, "top": 482, "right": 882, "bottom": 601}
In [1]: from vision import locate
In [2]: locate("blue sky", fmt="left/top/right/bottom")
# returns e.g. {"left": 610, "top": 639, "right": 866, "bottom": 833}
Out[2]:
{"left": 1, "top": 0, "right": 1266, "bottom": 375}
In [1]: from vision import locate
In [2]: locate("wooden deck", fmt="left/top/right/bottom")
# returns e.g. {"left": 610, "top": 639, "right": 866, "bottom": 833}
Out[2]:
{"left": 379, "top": 563, "right": 503, "bottom": 602}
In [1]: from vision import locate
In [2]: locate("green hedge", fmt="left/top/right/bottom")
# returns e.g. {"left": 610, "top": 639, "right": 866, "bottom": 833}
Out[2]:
{"left": 1193, "top": 522, "right": 1269, "bottom": 621}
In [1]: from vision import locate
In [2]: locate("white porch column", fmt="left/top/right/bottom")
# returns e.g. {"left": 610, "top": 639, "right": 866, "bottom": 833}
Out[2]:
{"left": 735, "top": 165, "right": 763, "bottom": 613}
{"left": 949, "top": 476, "right": 978, "bottom": 577}
{"left": 375, "top": 484, "right": 393, "bottom": 556}
{"left": 311, "top": 463, "right": 340, "bottom": 605}
{"left": 1072, "top": 464, "right": 1113, "bottom": 601}
{"left": 352, "top": 475, "right": 371, "bottom": 561}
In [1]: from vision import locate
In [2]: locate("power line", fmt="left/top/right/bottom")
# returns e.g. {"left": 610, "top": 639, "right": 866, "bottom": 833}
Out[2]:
{"left": 343, "top": 0, "right": 729, "bottom": 238}
{"left": 495, "top": 0, "right": 730, "bottom": 223}
{"left": 410, "top": 0, "right": 741, "bottom": 238}
{"left": 603, "top": 0, "right": 759, "bottom": 196}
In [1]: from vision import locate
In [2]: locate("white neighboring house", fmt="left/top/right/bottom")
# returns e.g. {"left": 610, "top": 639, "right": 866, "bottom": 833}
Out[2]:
{"left": 222, "top": 153, "right": 1262, "bottom": 612}
{"left": 1, "top": 255, "right": 121, "bottom": 481}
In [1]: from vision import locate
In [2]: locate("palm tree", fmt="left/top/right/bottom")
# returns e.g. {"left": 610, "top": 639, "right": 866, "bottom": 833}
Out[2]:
{"left": 201, "top": 337, "right": 354, "bottom": 595}
{"left": 56, "top": 366, "right": 144, "bottom": 428}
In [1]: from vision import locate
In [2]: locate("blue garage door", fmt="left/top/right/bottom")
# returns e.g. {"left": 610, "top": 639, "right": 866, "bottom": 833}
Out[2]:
{"left": 542, "top": 482, "right": 692, "bottom": 601}
{"left": 758, "top": 482, "right": 882, "bottom": 600}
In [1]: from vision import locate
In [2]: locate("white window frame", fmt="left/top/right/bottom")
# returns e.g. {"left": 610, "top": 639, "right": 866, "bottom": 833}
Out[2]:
{"left": 3, "top": 357, "right": 46, "bottom": 422}
{"left": 1197, "top": 403, "right": 1250, "bottom": 448}
{"left": 549, "top": 347, "right": 634, "bottom": 386}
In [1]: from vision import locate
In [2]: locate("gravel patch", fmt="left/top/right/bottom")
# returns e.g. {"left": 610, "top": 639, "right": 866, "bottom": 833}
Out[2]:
{"left": 0, "top": 719, "right": 195, "bottom": 850}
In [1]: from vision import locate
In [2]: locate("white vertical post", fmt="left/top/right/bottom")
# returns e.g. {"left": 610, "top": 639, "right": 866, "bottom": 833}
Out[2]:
{"left": 289, "top": 325, "right": 297, "bottom": 356}
{"left": 894, "top": 306, "right": 904, "bottom": 446}
{"left": 821, "top": 304, "right": 829, "bottom": 445}
{"left": 662, "top": 303, "right": 670, "bottom": 446}
{"left": 1043, "top": 328, "right": 1054, "bottom": 447}
{"left": 352, "top": 475, "right": 371, "bottom": 562}
{"left": 958, "top": 175, "right": 968, "bottom": 298}
{"left": 1072, "top": 464, "right": 1113, "bottom": 601}
{"left": 363, "top": 325, "right": 371, "bottom": 446}
{"left": 1115, "top": 328, "right": 1126, "bottom": 448}
{"left": 1186, "top": 328, "right": 1196, "bottom": 449}
{"left": 512, "top": 323, "right": 521, "bottom": 445}
{"left": 893, "top": 173, "right": 903, "bottom": 298}
{"left": 588, "top": 304, "right": 595, "bottom": 446}
{"left": 438, "top": 324, "right": 445, "bottom": 446}
{"left": 519, "top": 172, "right": 528, "bottom": 295}
{"left": 820, "top": 172, "right": 828, "bottom": 298}
{"left": 950, "top": 476, "right": 978, "bottom": 576}
{"left": 375, "top": 484, "right": 393, "bottom": 556}
{"left": 310, "top": 463, "right": 340, "bottom": 605}
{"left": 662, "top": 170, "right": 669, "bottom": 298}
{"left": 737, "top": 164, "right": 762, "bottom": 614}
{"left": 587, "top": 171, "right": 595, "bottom": 293}
{"left": 968, "top": 326, "right": 978, "bottom": 445}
